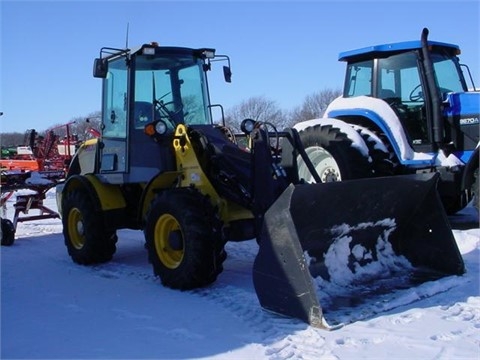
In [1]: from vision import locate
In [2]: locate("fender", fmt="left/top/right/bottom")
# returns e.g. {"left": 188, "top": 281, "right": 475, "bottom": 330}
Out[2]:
{"left": 61, "top": 174, "right": 126, "bottom": 213}
{"left": 68, "top": 138, "right": 99, "bottom": 177}
{"left": 139, "top": 171, "right": 182, "bottom": 222}
{"left": 325, "top": 96, "right": 414, "bottom": 160}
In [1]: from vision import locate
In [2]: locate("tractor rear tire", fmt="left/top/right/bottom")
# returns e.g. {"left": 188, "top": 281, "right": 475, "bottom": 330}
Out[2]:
{"left": 62, "top": 189, "right": 117, "bottom": 264}
{"left": 297, "top": 124, "right": 372, "bottom": 182}
{"left": 1, "top": 218, "right": 15, "bottom": 246}
{"left": 145, "top": 189, "right": 225, "bottom": 290}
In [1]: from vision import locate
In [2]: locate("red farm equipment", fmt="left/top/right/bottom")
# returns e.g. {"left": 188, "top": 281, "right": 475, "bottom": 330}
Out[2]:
{"left": 1, "top": 122, "right": 83, "bottom": 245}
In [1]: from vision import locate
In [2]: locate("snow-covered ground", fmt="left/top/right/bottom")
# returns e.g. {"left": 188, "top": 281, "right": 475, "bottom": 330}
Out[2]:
{"left": 1, "top": 189, "right": 479, "bottom": 359}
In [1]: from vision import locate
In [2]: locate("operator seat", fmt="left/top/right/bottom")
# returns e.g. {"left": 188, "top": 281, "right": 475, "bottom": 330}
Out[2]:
{"left": 134, "top": 101, "right": 160, "bottom": 128}
{"left": 379, "top": 88, "right": 396, "bottom": 100}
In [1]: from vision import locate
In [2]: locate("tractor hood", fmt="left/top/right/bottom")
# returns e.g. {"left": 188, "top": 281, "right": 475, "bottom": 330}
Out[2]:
{"left": 444, "top": 91, "right": 480, "bottom": 144}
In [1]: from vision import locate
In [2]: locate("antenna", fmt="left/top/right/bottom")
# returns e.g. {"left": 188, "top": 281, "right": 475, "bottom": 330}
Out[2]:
{"left": 125, "top": 22, "right": 129, "bottom": 49}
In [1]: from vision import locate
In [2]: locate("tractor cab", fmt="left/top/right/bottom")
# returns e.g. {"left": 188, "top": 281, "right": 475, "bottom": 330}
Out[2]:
{"left": 340, "top": 38, "right": 479, "bottom": 156}
{"left": 92, "top": 43, "right": 232, "bottom": 184}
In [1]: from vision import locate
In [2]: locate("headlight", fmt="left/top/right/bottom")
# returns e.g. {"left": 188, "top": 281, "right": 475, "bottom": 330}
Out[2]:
{"left": 240, "top": 118, "right": 256, "bottom": 134}
{"left": 155, "top": 120, "right": 167, "bottom": 135}
{"left": 144, "top": 120, "right": 168, "bottom": 139}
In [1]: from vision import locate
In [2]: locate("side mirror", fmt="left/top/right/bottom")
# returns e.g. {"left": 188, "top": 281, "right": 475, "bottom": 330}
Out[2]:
{"left": 93, "top": 58, "right": 108, "bottom": 78}
{"left": 223, "top": 66, "right": 232, "bottom": 83}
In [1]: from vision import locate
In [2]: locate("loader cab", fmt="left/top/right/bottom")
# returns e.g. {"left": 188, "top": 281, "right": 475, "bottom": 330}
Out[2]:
{"left": 341, "top": 40, "right": 478, "bottom": 155}
{"left": 93, "top": 44, "right": 231, "bottom": 184}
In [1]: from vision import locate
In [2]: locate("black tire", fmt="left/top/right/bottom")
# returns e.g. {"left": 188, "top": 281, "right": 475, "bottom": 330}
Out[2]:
{"left": 441, "top": 193, "right": 464, "bottom": 215}
{"left": 144, "top": 188, "right": 225, "bottom": 290}
{"left": 1, "top": 218, "right": 15, "bottom": 246}
{"left": 297, "top": 124, "right": 372, "bottom": 182}
{"left": 473, "top": 169, "right": 479, "bottom": 211}
{"left": 354, "top": 125, "right": 397, "bottom": 177}
{"left": 62, "top": 189, "right": 117, "bottom": 264}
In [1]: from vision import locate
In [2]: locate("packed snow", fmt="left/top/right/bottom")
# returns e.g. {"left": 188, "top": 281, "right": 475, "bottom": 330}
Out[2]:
{"left": 323, "top": 96, "right": 414, "bottom": 161}
{"left": 1, "top": 189, "right": 479, "bottom": 359}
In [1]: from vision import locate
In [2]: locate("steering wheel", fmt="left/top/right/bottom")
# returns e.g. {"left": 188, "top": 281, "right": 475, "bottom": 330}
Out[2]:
{"left": 154, "top": 99, "right": 183, "bottom": 125}
{"left": 409, "top": 84, "right": 423, "bottom": 102}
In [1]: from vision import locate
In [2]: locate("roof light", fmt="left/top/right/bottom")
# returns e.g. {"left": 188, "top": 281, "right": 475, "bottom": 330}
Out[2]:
{"left": 203, "top": 49, "right": 215, "bottom": 59}
{"left": 143, "top": 47, "right": 155, "bottom": 55}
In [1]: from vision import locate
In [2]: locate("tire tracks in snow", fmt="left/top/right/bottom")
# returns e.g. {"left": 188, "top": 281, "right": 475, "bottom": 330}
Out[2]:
{"left": 78, "top": 238, "right": 474, "bottom": 360}
{"left": 191, "top": 284, "right": 335, "bottom": 360}
{"left": 87, "top": 257, "right": 335, "bottom": 359}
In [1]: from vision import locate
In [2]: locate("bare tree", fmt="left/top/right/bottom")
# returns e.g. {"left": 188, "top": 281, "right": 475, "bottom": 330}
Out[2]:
{"left": 224, "top": 96, "right": 287, "bottom": 132}
{"left": 0, "top": 110, "right": 103, "bottom": 154}
{"left": 287, "top": 88, "right": 342, "bottom": 126}
{"left": 1, "top": 132, "right": 25, "bottom": 147}
{"left": 75, "top": 111, "right": 102, "bottom": 140}
{"left": 45, "top": 112, "right": 102, "bottom": 141}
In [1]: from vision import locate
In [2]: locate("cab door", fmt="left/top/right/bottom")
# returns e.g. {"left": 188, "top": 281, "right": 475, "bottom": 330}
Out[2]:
{"left": 99, "top": 57, "right": 128, "bottom": 176}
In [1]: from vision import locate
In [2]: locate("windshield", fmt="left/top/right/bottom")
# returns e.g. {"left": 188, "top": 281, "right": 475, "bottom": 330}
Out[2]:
{"left": 344, "top": 50, "right": 467, "bottom": 100}
{"left": 430, "top": 53, "right": 467, "bottom": 94}
{"left": 133, "top": 54, "right": 212, "bottom": 129}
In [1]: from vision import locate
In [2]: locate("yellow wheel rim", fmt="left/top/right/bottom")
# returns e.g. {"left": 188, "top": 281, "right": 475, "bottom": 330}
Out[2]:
{"left": 67, "top": 207, "right": 85, "bottom": 250}
{"left": 155, "top": 214, "right": 184, "bottom": 269}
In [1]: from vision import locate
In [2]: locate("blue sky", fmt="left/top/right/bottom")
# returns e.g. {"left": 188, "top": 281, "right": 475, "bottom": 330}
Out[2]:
{"left": 1, "top": 0, "right": 479, "bottom": 133}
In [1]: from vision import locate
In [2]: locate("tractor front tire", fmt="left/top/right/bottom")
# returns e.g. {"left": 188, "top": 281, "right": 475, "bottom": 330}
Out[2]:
{"left": 298, "top": 124, "right": 372, "bottom": 182}
{"left": 145, "top": 189, "right": 225, "bottom": 290}
{"left": 62, "top": 189, "right": 117, "bottom": 264}
{"left": 1, "top": 218, "right": 15, "bottom": 246}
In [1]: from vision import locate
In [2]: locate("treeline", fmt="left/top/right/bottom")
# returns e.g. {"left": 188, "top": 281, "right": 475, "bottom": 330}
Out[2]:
{"left": 225, "top": 88, "right": 341, "bottom": 131}
{"left": 1, "top": 88, "right": 341, "bottom": 147}
{"left": 1, "top": 111, "right": 102, "bottom": 148}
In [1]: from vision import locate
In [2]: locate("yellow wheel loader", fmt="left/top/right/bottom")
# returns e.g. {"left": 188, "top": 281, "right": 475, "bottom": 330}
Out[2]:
{"left": 57, "top": 42, "right": 465, "bottom": 328}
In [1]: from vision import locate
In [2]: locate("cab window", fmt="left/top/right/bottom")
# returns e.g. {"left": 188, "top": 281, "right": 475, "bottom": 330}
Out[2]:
{"left": 344, "top": 60, "right": 373, "bottom": 97}
{"left": 102, "top": 57, "right": 128, "bottom": 138}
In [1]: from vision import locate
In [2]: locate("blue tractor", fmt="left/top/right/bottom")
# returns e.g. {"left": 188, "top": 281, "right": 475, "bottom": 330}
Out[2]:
{"left": 295, "top": 28, "right": 479, "bottom": 214}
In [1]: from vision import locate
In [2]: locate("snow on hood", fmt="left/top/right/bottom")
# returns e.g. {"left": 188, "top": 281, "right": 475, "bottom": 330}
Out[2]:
{"left": 324, "top": 96, "right": 415, "bottom": 160}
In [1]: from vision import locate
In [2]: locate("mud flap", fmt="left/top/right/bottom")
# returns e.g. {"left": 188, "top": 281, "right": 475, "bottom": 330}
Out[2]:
{"left": 253, "top": 173, "right": 465, "bottom": 328}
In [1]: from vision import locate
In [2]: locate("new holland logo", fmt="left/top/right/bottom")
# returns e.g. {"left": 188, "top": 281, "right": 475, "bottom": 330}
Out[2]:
{"left": 459, "top": 117, "right": 479, "bottom": 125}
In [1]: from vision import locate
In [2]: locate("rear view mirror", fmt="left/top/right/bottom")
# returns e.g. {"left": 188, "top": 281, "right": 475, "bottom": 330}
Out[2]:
{"left": 93, "top": 58, "right": 108, "bottom": 78}
{"left": 223, "top": 66, "right": 232, "bottom": 83}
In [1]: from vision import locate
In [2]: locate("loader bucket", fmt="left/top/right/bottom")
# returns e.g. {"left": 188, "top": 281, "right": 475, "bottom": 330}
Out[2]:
{"left": 253, "top": 173, "right": 465, "bottom": 328}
